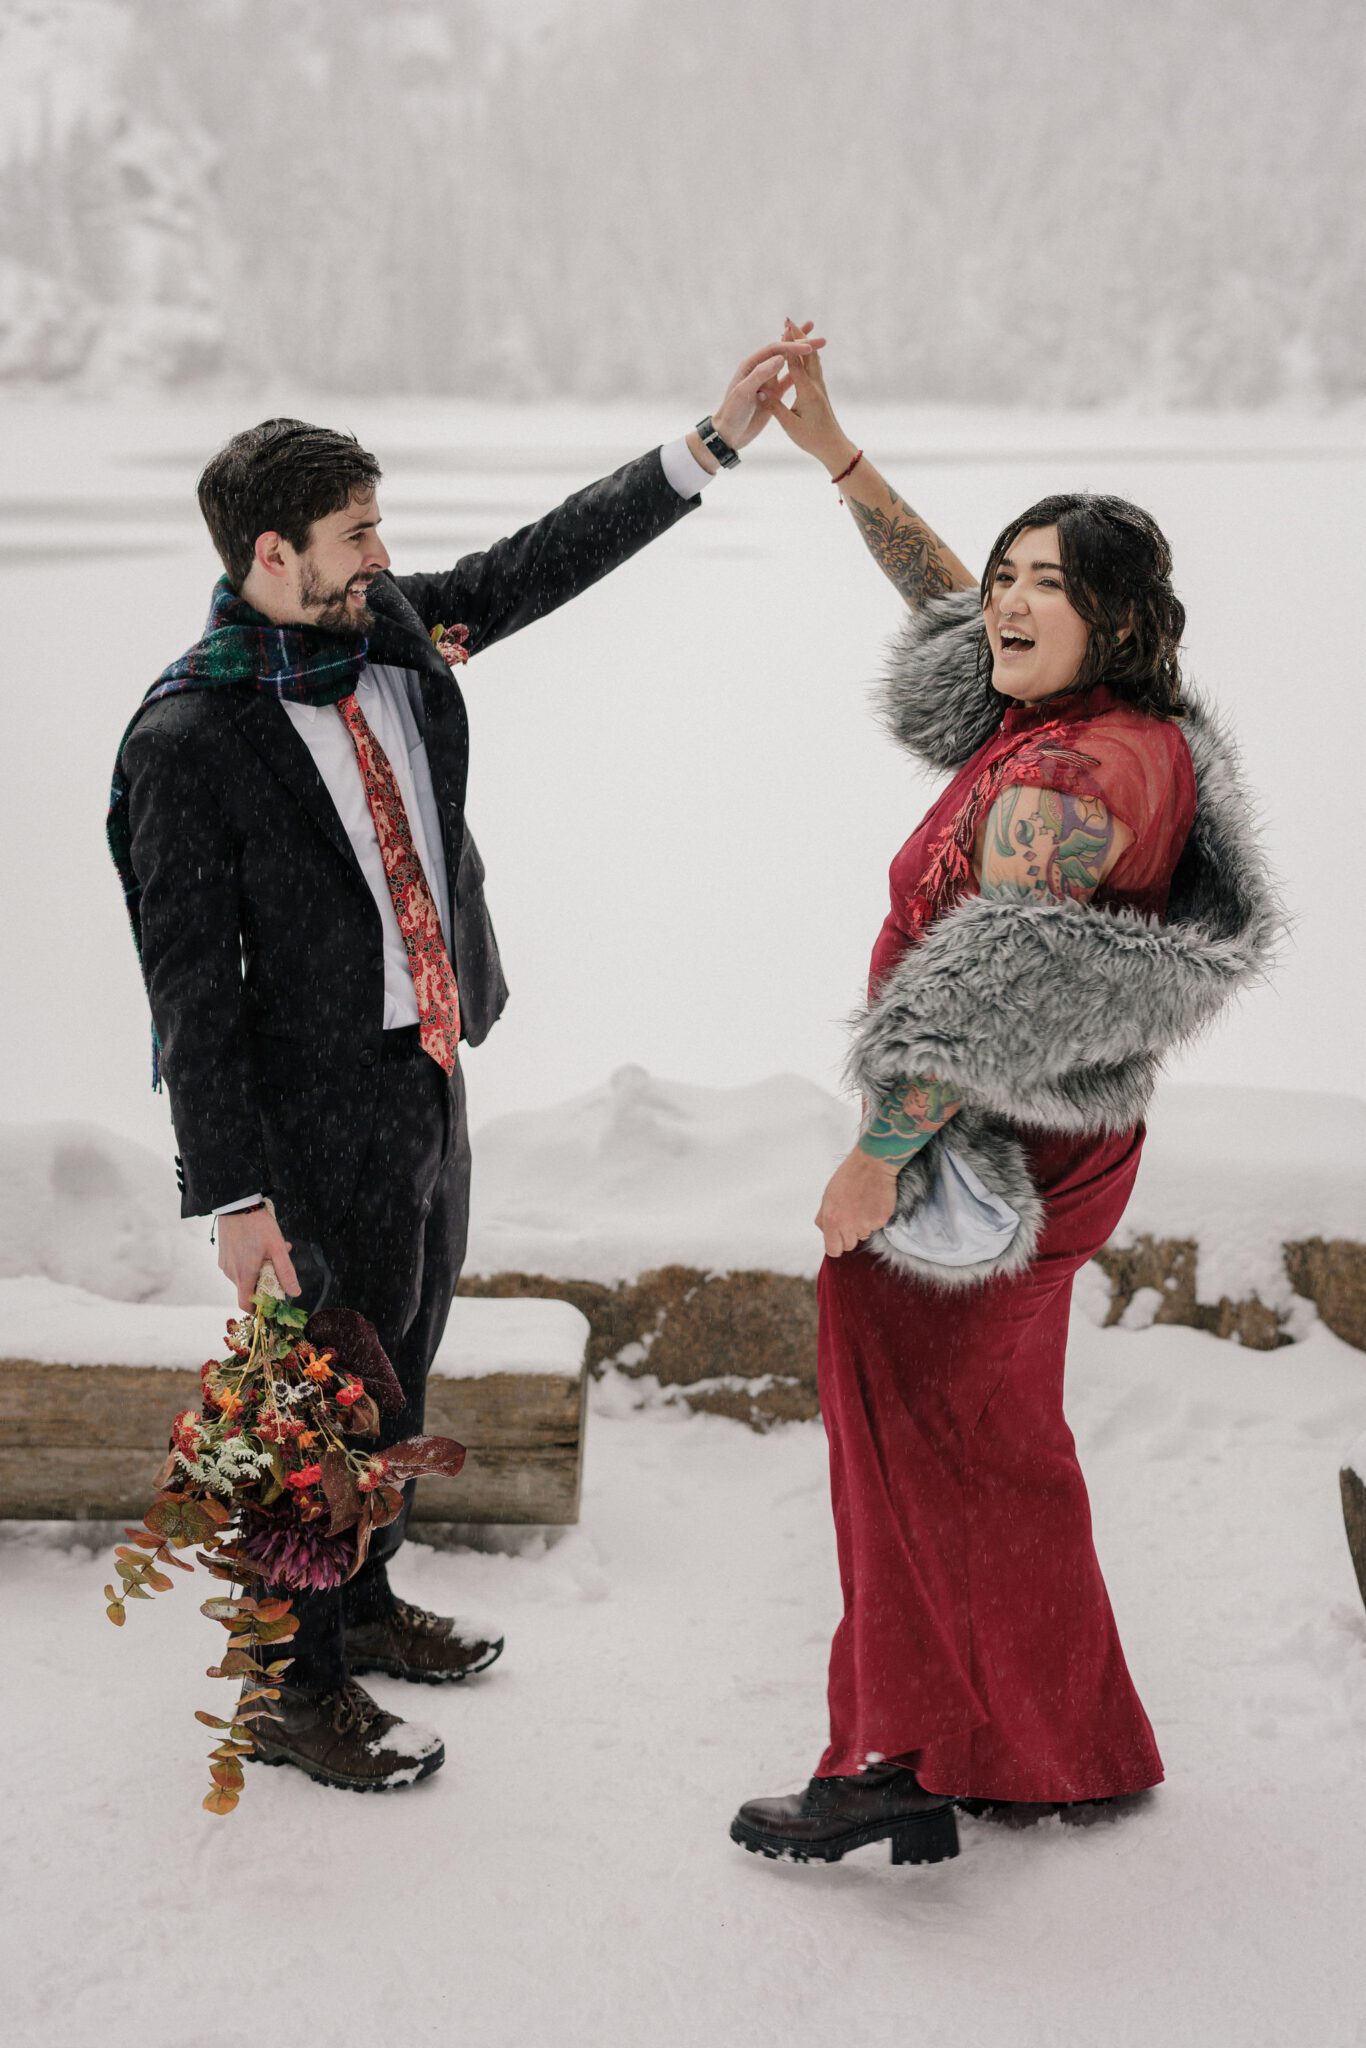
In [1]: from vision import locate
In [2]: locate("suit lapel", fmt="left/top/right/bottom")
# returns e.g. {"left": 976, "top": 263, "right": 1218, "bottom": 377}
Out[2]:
{"left": 231, "top": 695, "right": 365, "bottom": 884}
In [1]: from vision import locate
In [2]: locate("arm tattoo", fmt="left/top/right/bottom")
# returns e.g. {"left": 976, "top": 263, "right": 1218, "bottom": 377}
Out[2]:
{"left": 858, "top": 1073, "right": 963, "bottom": 1166}
{"left": 980, "top": 784, "right": 1116, "bottom": 903}
{"left": 848, "top": 487, "right": 958, "bottom": 609}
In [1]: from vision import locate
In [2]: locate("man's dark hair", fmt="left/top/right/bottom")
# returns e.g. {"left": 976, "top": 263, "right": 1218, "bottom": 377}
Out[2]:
{"left": 197, "top": 418, "right": 382, "bottom": 587}
{"left": 979, "top": 492, "right": 1187, "bottom": 719}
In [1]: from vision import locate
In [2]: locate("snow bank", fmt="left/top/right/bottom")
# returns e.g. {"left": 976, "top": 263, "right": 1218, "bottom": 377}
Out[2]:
{"left": 1113, "top": 1086, "right": 1366, "bottom": 1308}
{"left": 3, "top": 1078, "right": 1358, "bottom": 1320}
{"left": 0, "top": 1275, "right": 585, "bottom": 1380}
{"left": 0, "top": 1121, "right": 221, "bottom": 1304}
{"left": 465, "top": 1070, "right": 1364, "bottom": 1296}
{"left": 464, "top": 1064, "right": 853, "bottom": 1284}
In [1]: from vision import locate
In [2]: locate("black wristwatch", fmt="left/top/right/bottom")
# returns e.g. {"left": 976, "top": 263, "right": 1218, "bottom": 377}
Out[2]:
{"left": 695, "top": 416, "right": 740, "bottom": 470}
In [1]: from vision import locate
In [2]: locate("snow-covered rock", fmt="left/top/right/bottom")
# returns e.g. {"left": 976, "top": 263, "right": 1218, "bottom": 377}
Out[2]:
{"left": 0, "top": 1122, "right": 221, "bottom": 1304}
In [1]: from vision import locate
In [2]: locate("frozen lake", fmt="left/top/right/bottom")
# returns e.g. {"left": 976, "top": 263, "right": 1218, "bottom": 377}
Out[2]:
{"left": 4, "top": 395, "right": 1361, "bottom": 1174}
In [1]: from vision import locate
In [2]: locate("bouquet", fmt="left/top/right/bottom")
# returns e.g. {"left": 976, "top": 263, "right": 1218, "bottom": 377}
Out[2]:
{"left": 102, "top": 1262, "right": 466, "bottom": 1814}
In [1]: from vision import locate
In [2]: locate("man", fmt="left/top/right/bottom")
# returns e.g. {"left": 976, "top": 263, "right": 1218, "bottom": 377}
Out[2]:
{"left": 110, "top": 337, "right": 819, "bottom": 1792}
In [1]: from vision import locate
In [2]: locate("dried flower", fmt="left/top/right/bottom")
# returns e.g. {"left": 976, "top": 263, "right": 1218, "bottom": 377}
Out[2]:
{"left": 334, "top": 1376, "right": 365, "bottom": 1408}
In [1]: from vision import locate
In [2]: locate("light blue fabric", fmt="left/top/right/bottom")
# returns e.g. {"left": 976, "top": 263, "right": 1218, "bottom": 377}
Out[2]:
{"left": 881, "top": 1146, "right": 1022, "bottom": 1268}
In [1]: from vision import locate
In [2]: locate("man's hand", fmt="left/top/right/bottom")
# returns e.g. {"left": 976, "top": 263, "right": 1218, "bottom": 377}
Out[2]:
{"left": 815, "top": 1146, "right": 900, "bottom": 1259}
{"left": 690, "top": 333, "right": 827, "bottom": 469}
{"left": 217, "top": 1205, "right": 301, "bottom": 1310}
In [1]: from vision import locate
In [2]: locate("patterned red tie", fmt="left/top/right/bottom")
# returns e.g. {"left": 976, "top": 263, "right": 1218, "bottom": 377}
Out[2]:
{"left": 336, "top": 693, "right": 460, "bottom": 1074}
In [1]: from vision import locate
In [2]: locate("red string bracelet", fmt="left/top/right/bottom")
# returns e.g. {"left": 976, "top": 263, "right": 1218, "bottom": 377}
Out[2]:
{"left": 831, "top": 447, "right": 863, "bottom": 500}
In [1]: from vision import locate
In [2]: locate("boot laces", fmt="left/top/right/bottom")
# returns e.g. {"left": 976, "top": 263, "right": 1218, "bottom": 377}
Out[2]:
{"left": 393, "top": 1598, "right": 451, "bottom": 1637}
{"left": 329, "top": 1681, "right": 385, "bottom": 1737}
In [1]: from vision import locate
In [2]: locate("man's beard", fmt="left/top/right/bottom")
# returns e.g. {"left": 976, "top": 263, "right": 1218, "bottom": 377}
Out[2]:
{"left": 298, "top": 559, "right": 374, "bottom": 635}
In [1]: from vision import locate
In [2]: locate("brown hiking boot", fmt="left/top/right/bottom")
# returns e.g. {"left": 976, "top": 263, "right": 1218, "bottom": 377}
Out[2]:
{"left": 731, "top": 1765, "right": 960, "bottom": 1866}
{"left": 344, "top": 1599, "right": 505, "bottom": 1685}
{"left": 248, "top": 1678, "right": 445, "bottom": 1792}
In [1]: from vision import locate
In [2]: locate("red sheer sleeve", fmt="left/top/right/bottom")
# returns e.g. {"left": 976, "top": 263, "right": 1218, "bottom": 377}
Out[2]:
{"left": 998, "top": 707, "right": 1197, "bottom": 917}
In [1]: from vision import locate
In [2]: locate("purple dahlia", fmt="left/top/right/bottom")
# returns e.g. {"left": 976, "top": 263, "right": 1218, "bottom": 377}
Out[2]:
{"left": 237, "top": 1510, "right": 356, "bottom": 1592}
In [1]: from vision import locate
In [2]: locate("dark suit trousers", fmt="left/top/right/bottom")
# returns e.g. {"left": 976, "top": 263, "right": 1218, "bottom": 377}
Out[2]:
{"left": 274, "top": 1026, "right": 471, "bottom": 1692}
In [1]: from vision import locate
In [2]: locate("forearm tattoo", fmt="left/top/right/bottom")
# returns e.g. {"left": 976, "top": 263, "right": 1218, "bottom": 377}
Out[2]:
{"left": 858, "top": 1073, "right": 963, "bottom": 1165}
{"left": 980, "top": 785, "right": 1116, "bottom": 903}
{"left": 848, "top": 487, "right": 959, "bottom": 609}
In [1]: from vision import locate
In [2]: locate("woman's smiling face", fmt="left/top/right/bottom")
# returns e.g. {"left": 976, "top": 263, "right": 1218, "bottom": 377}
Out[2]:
{"left": 982, "top": 524, "right": 1092, "bottom": 702}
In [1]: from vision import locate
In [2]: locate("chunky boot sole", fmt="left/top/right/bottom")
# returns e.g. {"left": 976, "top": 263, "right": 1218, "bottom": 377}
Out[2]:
{"left": 730, "top": 1802, "right": 960, "bottom": 1867}
{"left": 244, "top": 1739, "right": 446, "bottom": 1793}
{"left": 343, "top": 1639, "right": 505, "bottom": 1686}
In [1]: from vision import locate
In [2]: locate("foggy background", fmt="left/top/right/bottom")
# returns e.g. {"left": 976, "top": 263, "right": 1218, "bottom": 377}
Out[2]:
{"left": 1, "top": 0, "right": 1362, "bottom": 1156}
{"left": 1, "top": 0, "right": 1362, "bottom": 408}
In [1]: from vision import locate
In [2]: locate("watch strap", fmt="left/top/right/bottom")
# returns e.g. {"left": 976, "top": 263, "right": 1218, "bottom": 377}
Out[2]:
{"left": 695, "top": 415, "right": 740, "bottom": 470}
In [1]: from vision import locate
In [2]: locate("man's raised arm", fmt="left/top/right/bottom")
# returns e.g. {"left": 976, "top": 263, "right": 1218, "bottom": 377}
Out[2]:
{"left": 390, "top": 337, "right": 822, "bottom": 651}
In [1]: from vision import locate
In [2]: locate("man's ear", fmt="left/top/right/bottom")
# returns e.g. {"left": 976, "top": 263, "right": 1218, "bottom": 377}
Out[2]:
{"left": 253, "top": 530, "right": 291, "bottom": 581}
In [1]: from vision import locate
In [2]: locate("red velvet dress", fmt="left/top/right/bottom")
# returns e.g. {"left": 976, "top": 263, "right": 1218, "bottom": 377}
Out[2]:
{"left": 816, "top": 682, "right": 1197, "bottom": 1799}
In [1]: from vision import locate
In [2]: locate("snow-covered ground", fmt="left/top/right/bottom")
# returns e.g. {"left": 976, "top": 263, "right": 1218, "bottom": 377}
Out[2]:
{"left": 3, "top": 1302, "right": 1365, "bottom": 2048}
{"left": 3, "top": 396, "right": 1364, "bottom": 2045}
{"left": 3, "top": 397, "right": 1362, "bottom": 1177}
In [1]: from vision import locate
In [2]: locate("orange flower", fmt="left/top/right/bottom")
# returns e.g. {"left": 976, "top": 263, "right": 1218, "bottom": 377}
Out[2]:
{"left": 211, "top": 1388, "right": 244, "bottom": 1419}
{"left": 301, "top": 1349, "right": 334, "bottom": 1383}
{"left": 296, "top": 1430, "right": 318, "bottom": 1449}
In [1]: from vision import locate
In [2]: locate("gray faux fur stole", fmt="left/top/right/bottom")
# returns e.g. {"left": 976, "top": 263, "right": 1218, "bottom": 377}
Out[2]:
{"left": 854, "top": 589, "right": 1284, "bottom": 1288}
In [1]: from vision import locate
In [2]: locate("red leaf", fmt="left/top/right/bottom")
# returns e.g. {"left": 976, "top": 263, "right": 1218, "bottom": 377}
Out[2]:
{"left": 195, "top": 1711, "right": 234, "bottom": 1729}
{"left": 203, "top": 1786, "right": 238, "bottom": 1816}
{"left": 380, "top": 1434, "right": 466, "bottom": 1483}
{"left": 320, "top": 1448, "right": 363, "bottom": 1535}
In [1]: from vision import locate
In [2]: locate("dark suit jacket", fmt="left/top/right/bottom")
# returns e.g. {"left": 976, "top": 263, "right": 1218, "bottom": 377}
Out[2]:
{"left": 123, "top": 448, "right": 698, "bottom": 1226}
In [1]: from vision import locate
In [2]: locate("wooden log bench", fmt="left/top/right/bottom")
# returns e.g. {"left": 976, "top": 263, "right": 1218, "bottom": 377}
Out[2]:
{"left": 0, "top": 1278, "right": 589, "bottom": 1526}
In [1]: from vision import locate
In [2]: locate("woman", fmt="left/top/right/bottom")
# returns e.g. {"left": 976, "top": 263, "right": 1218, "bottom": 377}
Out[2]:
{"left": 729, "top": 327, "right": 1280, "bottom": 1870}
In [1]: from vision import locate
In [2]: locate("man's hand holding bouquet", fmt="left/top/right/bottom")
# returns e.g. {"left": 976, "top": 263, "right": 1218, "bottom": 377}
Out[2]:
{"left": 101, "top": 1258, "right": 465, "bottom": 1815}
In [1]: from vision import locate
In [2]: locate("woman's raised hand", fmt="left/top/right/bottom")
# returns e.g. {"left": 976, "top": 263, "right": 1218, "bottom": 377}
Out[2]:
{"left": 759, "top": 317, "right": 861, "bottom": 477}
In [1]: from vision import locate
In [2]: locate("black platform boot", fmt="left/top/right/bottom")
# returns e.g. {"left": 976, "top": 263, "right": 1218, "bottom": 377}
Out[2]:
{"left": 730, "top": 1765, "right": 960, "bottom": 1866}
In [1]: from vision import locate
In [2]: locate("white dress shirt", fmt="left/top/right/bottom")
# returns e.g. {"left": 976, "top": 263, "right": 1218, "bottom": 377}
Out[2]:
{"left": 213, "top": 437, "right": 716, "bottom": 1215}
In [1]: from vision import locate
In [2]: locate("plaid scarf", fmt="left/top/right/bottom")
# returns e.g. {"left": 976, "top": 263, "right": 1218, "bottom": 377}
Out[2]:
{"left": 107, "top": 577, "right": 370, "bottom": 1086}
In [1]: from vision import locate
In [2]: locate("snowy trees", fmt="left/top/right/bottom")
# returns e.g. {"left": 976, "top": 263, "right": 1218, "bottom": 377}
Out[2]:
{"left": 0, "top": 0, "right": 1359, "bottom": 404}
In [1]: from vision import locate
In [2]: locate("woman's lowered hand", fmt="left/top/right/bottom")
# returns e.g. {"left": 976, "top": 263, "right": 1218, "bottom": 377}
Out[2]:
{"left": 760, "top": 317, "right": 861, "bottom": 477}
{"left": 816, "top": 1146, "right": 900, "bottom": 1258}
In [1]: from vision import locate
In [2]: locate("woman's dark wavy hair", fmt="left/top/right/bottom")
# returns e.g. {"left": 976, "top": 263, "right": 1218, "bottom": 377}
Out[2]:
{"left": 978, "top": 492, "right": 1187, "bottom": 719}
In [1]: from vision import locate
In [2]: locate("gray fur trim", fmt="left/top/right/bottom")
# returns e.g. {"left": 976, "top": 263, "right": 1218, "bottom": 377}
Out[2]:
{"left": 848, "top": 676, "right": 1285, "bottom": 1289}
{"left": 874, "top": 588, "right": 1004, "bottom": 771}
{"left": 865, "top": 1108, "right": 1044, "bottom": 1288}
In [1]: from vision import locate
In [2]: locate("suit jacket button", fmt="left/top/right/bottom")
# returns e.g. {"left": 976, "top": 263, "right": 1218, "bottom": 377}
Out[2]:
{"left": 359, "top": 1048, "right": 377, "bottom": 1068}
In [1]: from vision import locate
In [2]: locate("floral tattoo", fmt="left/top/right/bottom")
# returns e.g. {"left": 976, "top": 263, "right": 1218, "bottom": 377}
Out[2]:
{"left": 848, "top": 487, "right": 959, "bottom": 609}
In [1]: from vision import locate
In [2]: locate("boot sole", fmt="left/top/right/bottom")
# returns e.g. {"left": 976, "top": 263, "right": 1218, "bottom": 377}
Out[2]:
{"left": 244, "top": 1741, "right": 446, "bottom": 1793}
{"left": 730, "top": 1803, "right": 960, "bottom": 1867}
{"left": 344, "top": 1639, "right": 505, "bottom": 1686}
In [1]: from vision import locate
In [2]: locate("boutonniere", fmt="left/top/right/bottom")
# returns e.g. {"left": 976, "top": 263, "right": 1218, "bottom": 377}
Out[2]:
{"left": 430, "top": 622, "right": 471, "bottom": 667}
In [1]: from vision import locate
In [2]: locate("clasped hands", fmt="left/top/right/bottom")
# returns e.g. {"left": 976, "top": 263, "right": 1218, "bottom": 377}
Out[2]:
{"left": 695, "top": 325, "right": 828, "bottom": 470}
